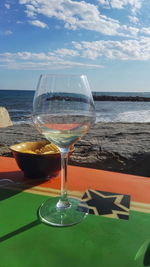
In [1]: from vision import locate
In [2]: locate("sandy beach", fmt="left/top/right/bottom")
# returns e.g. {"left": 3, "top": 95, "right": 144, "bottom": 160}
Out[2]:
{"left": 1, "top": 122, "right": 150, "bottom": 177}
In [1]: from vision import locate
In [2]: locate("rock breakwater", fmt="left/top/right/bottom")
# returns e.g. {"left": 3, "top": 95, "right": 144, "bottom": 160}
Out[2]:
{"left": 93, "top": 95, "right": 150, "bottom": 102}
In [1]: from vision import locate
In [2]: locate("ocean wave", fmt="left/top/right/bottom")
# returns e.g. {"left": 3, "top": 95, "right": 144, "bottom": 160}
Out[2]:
{"left": 9, "top": 109, "right": 32, "bottom": 113}
{"left": 12, "top": 118, "right": 32, "bottom": 125}
{"left": 96, "top": 110, "right": 150, "bottom": 123}
{"left": 116, "top": 110, "right": 150, "bottom": 123}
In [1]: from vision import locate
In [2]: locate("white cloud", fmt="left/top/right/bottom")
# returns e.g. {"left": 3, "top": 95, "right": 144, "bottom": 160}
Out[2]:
{"left": 5, "top": 30, "right": 13, "bottom": 35}
{"left": 1, "top": 36, "right": 150, "bottom": 71}
{"left": 5, "top": 4, "right": 10, "bottom": 9}
{"left": 16, "top": 20, "right": 24, "bottom": 24}
{"left": 55, "top": 48, "right": 80, "bottom": 57}
{"left": 29, "top": 19, "right": 48, "bottom": 28}
{"left": 19, "top": 0, "right": 144, "bottom": 37}
{"left": 128, "top": 15, "right": 139, "bottom": 24}
{"left": 140, "top": 27, "right": 150, "bottom": 35}
{"left": 98, "top": 0, "right": 142, "bottom": 14}
{"left": 0, "top": 51, "right": 102, "bottom": 70}
{"left": 0, "top": 30, "right": 13, "bottom": 36}
{"left": 72, "top": 37, "right": 150, "bottom": 60}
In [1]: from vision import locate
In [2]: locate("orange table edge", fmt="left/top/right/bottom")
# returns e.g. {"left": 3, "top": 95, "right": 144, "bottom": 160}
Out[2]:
{"left": 1, "top": 156, "right": 150, "bottom": 205}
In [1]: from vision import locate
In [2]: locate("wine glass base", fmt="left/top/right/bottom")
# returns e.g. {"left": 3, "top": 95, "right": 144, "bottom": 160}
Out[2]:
{"left": 38, "top": 197, "right": 89, "bottom": 227}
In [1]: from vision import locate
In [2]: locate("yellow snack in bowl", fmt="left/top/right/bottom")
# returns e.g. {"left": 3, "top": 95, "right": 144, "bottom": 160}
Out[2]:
{"left": 23, "top": 143, "right": 59, "bottom": 155}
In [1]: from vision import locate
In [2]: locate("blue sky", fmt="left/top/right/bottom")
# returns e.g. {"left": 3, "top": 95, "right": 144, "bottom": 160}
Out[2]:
{"left": 0, "top": 0, "right": 150, "bottom": 92}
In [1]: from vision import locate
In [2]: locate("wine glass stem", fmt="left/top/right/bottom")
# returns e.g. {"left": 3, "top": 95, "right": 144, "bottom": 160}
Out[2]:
{"left": 56, "top": 149, "right": 70, "bottom": 209}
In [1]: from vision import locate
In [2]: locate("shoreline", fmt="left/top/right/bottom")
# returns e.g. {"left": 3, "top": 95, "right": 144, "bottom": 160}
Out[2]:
{"left": 1, "top": 122, "right": 150, "bottom": 177}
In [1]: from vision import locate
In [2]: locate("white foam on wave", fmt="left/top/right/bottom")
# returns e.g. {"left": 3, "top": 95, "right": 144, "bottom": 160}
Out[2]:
{"left": 12, "top": 118, "right": 32, "bottom": 125}
{"left": 10, "top": 109, "right": 31, "bottom": 113}
{"left": 96, "top": 109, "right": 150, "bottom": 123}
{"left": 116, "top": 110, "right": 150, "bottom": 122}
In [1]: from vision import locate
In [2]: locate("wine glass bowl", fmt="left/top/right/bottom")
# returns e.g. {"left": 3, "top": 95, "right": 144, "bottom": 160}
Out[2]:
{"left": 32, "top": 74, "right": 96, "bottom": 226}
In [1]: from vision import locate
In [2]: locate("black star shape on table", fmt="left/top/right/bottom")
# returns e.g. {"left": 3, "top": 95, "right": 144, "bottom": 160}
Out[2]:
{"left": 78, "top": 189, "right": 130, "bottom": 220}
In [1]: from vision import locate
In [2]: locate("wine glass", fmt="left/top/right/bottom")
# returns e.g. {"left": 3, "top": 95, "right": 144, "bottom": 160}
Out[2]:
{"left": 32, "top": 74, "right": 96, "bottom": 226}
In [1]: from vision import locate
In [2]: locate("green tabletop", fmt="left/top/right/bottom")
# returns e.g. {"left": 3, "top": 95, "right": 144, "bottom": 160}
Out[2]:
{"left": 1, "top": 188, "right": 150, "bottom": 267}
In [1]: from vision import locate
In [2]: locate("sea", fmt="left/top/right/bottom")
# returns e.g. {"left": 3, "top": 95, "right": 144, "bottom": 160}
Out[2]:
{"left": 1, "top": 89, "right": 150, "bottom": 124}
